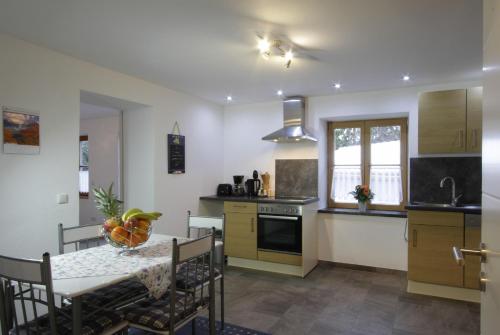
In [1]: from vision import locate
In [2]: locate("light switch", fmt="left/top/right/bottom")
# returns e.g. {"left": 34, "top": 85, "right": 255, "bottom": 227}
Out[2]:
{"left": 57, "top": 193, "right": 69, "bottom": 204}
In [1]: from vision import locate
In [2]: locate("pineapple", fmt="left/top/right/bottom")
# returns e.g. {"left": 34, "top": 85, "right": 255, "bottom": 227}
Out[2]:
{"left": 93, "top": 183, "right": 123, "bottom": 232}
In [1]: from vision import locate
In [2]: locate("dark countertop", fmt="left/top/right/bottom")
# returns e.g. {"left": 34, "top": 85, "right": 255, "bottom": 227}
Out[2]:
{"left": 318, "top": 208, "right": 407, "bottom": 218}
{"left": 405, "top": 203, "right": 481, "bottom": 215}
{"left": 200, "top": 195, "right": 320, "bottom": 205}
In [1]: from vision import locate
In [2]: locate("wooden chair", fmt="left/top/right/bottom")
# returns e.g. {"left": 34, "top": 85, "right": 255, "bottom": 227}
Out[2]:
{"left": 177, "top": 211, "right": 225, "bottom": 328}
{"left": 58, "top": 223, "right": 148, "bottom": 309}
{"left": 122, "top": 229, "right": 217, "bottom": 334}
{"left": 0, "top": 252, "right": 128, "bottom": 335}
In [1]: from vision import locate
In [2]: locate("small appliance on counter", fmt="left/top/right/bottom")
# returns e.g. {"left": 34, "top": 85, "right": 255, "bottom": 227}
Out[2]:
{"left": 245, "top": 170, "right": 261, "bottom": 197}
{"left": 233, "top": 175, "right": 246, "bottom": 196}
{"left": 217, "top": 184, "right": 232, "bottom": 196}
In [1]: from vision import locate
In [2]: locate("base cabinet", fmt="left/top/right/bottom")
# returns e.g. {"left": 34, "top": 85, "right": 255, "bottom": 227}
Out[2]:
{"left": 224, "top": 202, "right": 257, "bottom": 260}
{"left": 408, "top": 223, "right": 464, "bottom": 287}
{"left": 408, "top": 211, "right": 465, "bottom": 287}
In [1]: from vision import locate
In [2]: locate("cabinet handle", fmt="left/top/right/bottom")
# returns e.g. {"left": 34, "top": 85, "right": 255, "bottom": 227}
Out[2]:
{"left": 412, "top": 229, "right": 417, "bottom": 248}
{"left": 251, "top": 218, "right": 254, "bottom": 232}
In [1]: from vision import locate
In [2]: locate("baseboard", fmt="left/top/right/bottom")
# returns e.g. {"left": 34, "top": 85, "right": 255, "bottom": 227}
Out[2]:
{"left": 407, "top": 280, "right": 480, "bottom": 303}
{"left": 228, "top": 257, "right": 303, "bottom": 277}
{"left": 318, "top": 260, "right": 407, "bottom": 275}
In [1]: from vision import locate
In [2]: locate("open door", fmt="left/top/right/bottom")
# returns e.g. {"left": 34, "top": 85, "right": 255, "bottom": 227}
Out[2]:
{"left": 481, "top": 1, "right": 500, "bottom": 333}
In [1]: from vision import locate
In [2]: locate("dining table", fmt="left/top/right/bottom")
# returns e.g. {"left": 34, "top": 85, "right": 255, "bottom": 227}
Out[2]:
{"left": 46, "top": 233, "right": 220, "bottom": 335}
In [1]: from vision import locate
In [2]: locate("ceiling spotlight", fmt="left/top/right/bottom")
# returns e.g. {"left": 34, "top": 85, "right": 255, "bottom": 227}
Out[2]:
{"left": 403, "top": 75, "right": 410, "bottom": 81}
{"left": 257, "top": 38, "right": 271, "bottom": 58}
{"left": 277, "top": 90, "right": 283, "bottom": 96}
{"left": 334, "top": 83, "right": 341, "bottom": 89}
{"left": 226, "top": 96, "right": 232, "bottom": 102}
{"left": 284, "top": 50, "right": 293, "bottom": 68}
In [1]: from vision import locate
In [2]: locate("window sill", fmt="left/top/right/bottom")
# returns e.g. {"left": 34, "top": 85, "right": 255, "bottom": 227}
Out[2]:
{"left": 318, "top": 207, "right": 407, "bottom": 218}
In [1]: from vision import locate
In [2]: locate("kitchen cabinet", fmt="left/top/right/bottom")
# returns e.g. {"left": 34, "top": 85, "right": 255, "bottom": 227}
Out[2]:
{"left": 464, "top": 214, "right": 482, "bottom": 289}
{"left": 224, "top": 202, "right": 257, "bottom": 260}
{"left": 418, "top": 87, "right": 483, "bottom": 154}
{"left": 466, "top": 87, "right": 483, "bottom": 153}
{"left": 408, "top": 211, "right": 464, "bottom": 287}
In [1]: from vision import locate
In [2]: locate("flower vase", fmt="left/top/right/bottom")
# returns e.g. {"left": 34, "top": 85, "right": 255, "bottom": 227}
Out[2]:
{"left": 358, "top": 201, "right": 367, "bottom": 212}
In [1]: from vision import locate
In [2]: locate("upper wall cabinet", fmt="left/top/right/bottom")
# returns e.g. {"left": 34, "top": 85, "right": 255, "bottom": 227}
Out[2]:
{"left": 466, "top": 87, "right": 483, "bottom": 153}
{"left": 418, "top": 87, "right": 483, "bottom": 154}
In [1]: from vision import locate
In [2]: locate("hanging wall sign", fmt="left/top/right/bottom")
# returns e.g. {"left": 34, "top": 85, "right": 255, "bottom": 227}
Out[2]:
{"left": 167, "top": 122, "right": 185, "bottom": 174}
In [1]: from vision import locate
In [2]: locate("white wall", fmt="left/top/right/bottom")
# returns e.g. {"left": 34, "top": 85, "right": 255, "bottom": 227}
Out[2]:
{"left": 223, "top": 81, "right": 480, "bottom": 270}
{"left": 0, "top": 33, "right": 223, "bottom": 258}
{"left": 79, "top": 115, "right": 121, "bottom": 226}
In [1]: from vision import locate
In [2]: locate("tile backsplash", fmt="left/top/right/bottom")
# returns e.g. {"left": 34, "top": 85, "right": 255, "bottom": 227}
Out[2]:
{"left": 410, "top": 157, "right": 482, "bottom": 204}
{"left": 275, "top": 159, "right": 318, "bottom": 197}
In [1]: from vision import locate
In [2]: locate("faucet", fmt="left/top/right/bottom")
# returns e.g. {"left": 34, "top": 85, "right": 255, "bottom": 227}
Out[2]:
{"left": 440, "top": 176, "right": 462, "bottom": 206}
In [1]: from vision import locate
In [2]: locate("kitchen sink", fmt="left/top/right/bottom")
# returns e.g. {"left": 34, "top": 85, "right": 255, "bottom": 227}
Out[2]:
{"left": 411, "top": 202, "right": 480, "bottom": 209}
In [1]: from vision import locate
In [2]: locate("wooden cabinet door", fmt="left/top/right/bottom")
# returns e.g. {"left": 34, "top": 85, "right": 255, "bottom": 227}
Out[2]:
{"left": 466, "top": 87, "right": 483, "bottom": 153}
{"left": 225, "top": 212, "right": 257, "bottom": 259}
{"left": 418, "top": 89, "right": 467, "bottom": 154}
{"left": 464, "top": 224, "right": 481, "bottom": 289}
{"left": 408, "top": 223, "right": 464, "bottom": 287}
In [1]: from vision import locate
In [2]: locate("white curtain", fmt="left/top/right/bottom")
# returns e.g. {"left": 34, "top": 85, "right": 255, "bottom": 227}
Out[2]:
{"left": 331, "top": 167, "right": 361, "bottom": 203}
{"left": 370, "top": 166, "right": 402, "bottom": 205}
{"left": 79, "top": 169, "right": 89, "bottom": 194}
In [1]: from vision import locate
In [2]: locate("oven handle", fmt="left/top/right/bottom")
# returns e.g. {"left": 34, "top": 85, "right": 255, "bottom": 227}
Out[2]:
{"left": 258, "top": 214, "right": 299, "bottom": 221}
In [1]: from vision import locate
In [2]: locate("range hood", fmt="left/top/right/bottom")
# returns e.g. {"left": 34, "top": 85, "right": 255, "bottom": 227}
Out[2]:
{"left": 262, "top": 96, "right": 318, "bottom": 143}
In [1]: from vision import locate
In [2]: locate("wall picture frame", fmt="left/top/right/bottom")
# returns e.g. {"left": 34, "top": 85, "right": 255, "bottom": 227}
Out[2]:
{"left": 2, "top": 106, "right": 40, "bottom": 155}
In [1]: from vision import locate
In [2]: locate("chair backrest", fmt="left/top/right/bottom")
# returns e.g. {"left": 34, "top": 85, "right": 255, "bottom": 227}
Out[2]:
{"left": 186, "top": 211, "right": 225, "bottom": 240}
{"left": 0, "top": 253, "right": 58, "bottom": 335}
{"left": 58, "top": 222, "right": 104, "bottom": 254}
{"left": 169, "top": 229, "right": 216, "bottom": 334}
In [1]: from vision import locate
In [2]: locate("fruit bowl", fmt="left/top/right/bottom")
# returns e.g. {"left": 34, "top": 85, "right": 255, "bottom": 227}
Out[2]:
{"left": 101, "top": 208, "right": 162, "bottom": 255}
{"left": 102, "top": 221, "right": 152, "bottom": 255}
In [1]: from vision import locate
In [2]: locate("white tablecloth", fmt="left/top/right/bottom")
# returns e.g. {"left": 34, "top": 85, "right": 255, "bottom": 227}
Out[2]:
{"left": 51, "top": 235, "right": 189, "bottom": 298}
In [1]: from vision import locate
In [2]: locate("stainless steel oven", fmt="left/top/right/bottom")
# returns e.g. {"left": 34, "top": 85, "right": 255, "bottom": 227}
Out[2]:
{"left": 257, "top": 203, "right": 302, "bottom": 255}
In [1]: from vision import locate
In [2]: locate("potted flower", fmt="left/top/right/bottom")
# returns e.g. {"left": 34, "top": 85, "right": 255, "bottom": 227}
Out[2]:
{"left": 350, "top": 185, "right": 374, "bottom": 212}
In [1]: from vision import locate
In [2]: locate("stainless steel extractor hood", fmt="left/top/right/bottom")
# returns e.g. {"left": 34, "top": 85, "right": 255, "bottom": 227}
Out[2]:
{"left": 262, "top": 96, "right": 318, "bottom": 143}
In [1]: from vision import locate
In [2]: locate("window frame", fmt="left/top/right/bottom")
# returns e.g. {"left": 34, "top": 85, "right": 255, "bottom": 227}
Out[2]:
{"left": 79, "top": 135, "right": 89, "bottom": 199}
{"left": 327, "top": 118, "right": 408, "bottom": 211}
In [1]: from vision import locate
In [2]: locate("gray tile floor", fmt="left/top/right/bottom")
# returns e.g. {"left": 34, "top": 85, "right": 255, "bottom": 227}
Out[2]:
{"left": 218, "top": 264, "right": 480, "bottom": 335}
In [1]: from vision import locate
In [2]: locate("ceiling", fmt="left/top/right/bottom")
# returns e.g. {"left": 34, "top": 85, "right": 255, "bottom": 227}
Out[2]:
{"left": 0, "top": 0, "right": 482, "bottom": 105}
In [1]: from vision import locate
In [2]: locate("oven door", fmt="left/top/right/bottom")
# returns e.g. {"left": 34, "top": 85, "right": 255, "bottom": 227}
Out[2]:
{"left": 257, "top": 214, "right": 302, "bottom": 254}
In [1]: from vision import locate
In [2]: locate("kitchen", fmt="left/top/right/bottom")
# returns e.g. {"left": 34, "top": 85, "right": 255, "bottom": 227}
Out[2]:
{"left": 0, "top": 1, "right": 499, "bottom": 335}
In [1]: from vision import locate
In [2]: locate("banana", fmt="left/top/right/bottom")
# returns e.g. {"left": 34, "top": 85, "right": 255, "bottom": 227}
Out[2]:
{"left": 127, "top": 211, "right": 162, "bottom": 221}
{"left": 121, "top": 208, "right": 143, "bottom": 222}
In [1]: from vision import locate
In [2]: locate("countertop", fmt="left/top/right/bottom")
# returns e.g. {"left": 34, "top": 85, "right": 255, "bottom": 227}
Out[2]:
{"left": 405, "top": 203, "right": 481, "bottom": 215}
{"left": 200, "top": 195, "right": 320, "bottom": 205}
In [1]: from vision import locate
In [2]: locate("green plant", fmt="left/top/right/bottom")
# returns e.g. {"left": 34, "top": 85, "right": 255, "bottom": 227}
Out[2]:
{"left": 93, "top": 183, "right": 123, "bottom": 219}
{"left": 349, "top": 184, "right": 374, "bottom": 203}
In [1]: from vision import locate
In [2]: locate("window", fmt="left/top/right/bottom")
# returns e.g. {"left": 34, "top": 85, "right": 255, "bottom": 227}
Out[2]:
{"left": 328, "top": 118, "right": 408, "bottom": 210}
{"left": 79, "top": 135, "right": 89, "bottom": 198}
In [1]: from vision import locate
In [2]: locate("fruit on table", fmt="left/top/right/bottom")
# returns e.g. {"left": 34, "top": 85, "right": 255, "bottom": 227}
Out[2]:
{"left": 94, "top": 183, "right": 123, "bottom": 220}
{"left": 127, "top": 231, "right": 149, "bottom": 247}
{"left": 103, "top": 217, "right": 120, "bottom": 233}
{"left": 110, "top": 226, "right": 130, "bottom": 244}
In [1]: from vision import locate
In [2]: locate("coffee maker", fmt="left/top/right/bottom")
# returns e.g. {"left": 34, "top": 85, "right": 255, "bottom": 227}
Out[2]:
{"left": 233, "top": 175, "right": 245, "bottom": 196}
{"left": 245, "top": 170, "right": 261, "bottom": 197}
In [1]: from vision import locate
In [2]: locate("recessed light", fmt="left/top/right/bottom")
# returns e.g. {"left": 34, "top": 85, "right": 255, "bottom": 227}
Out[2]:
{"left": 334, "top": 83, "right": 341, "bottom": 89}
{"left": 403, "top": 75, "right": 410, "bottom": 81}
{"left": 277, "top": 90, "right": 283, "bottom": 96}
{"left": 226, "top": 96, "right": 232, "bottom": 102}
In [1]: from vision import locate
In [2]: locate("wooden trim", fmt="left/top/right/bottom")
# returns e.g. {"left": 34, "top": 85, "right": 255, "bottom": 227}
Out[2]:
{"left": 327, "top": 118, "right": 408, "bottom": 211}
{"left": 79, "top": 135, "right": 88, "bottom": 142}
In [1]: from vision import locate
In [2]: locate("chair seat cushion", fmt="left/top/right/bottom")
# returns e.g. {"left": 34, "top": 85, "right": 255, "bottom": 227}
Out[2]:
{"left": 124, "top": 292, "right": 202, "bottom": 331}
{"left": 81, "top": 278, "right": 148, "bottom": 307}
{"left": 176, "top": 262, "right": 221, "bottom": 289}
{"left": 21, "top": 304, "right": 124, "bottom": 335}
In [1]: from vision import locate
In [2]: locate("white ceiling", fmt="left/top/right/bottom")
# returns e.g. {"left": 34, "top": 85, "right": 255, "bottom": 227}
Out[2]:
{"left": 0, "top": 0, "right": 482, "bottom": 104}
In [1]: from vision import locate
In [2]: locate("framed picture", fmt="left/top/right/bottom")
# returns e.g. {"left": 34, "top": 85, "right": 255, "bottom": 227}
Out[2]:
{"left": 2, "top": 106, "right": 40, "bottom": 155}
